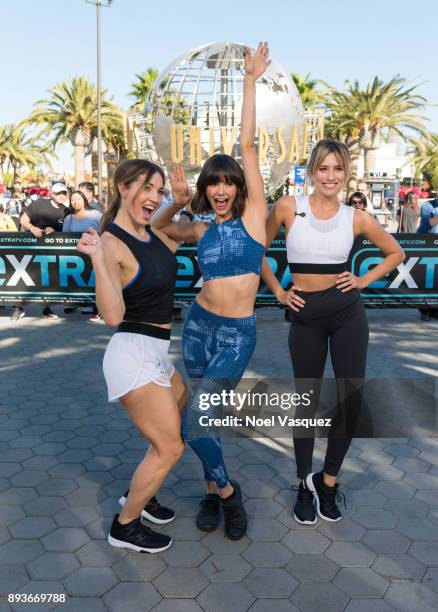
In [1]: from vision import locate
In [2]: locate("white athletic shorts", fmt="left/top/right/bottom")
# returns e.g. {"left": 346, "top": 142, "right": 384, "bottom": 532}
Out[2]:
{"left": 103, "top": 332, "right": 176, "bottom": 403}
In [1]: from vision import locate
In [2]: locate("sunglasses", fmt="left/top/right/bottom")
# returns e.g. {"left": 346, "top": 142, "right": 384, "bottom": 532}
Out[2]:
{"left": 55, "top": 191, "right": 68, "bottom": 196}
{"left": 351, "top": 200, "right": 364, "bottom": 206}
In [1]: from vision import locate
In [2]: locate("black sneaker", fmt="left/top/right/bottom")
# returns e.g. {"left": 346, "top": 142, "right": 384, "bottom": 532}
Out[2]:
{"left": 42, "top": 307, "right": 58, "bottom": 319}
{"left": 108, "top": 514, "right": 172, "bottom": 553}
{"left": 10, "top": 307, "right": 25, "bottom": 322}
{"left": 196, "top": 493, "right": 221, "bottom": 532}
{"left": 306, "top": 472, "right": 346, "bottom": 522}
{"left": 221, "top": 480, "right": 247, "bottom": 540}
{"left": 292, "top": 481, "right": 317, "bottom": 525}
{"left": 118, "top": 491, "right": 175, "bottom": 525}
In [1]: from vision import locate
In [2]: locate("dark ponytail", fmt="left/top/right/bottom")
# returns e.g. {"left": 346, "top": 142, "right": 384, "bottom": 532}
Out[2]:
{"left": 100, "top": 159, "right": 165, "bottom": 234}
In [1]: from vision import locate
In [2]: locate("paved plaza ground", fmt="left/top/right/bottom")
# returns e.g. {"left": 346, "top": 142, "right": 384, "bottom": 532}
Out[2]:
{"left": 0, "top": 304, "right": 437, "bottom": 611}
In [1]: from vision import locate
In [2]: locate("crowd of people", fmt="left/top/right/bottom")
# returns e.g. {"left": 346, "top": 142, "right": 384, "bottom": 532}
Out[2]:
{"left": 0, "top": 181, "right": 104, "bottom": 321}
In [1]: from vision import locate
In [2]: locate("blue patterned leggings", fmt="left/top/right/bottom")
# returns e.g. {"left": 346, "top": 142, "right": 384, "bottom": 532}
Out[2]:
{"left": 182, "top": 300, "right": 256, "bottom": 488}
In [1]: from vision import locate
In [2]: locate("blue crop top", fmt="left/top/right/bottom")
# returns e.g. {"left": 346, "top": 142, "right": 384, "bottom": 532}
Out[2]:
{"left": 197, "top": 216, "right": 265, "bottom": 281}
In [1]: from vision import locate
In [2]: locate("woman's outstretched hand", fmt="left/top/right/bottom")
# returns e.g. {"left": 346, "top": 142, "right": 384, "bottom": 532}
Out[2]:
{"left": 169, "top": 165, "right": 192, "bottom": 209}
{"left": 244, "top": 41, "right": 271, "bottom": 80}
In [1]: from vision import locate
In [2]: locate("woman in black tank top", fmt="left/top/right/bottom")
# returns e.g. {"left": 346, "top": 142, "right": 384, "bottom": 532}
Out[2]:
{"left": 76, "top": 159, "right": 192, "bottom": 554}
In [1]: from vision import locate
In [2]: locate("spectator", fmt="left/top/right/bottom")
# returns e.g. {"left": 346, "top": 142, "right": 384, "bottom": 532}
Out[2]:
{"left": 416, "top": 196, "right": 438, "bottom": 321}
{"left": 11, "top": 183, "right": 69, "bottom": 322}
{"left": 0, "top": 204, "right": 17, "bottom": 231}
{"left": 347, "top": 192, "right": 367, "bottom": 211}
{"left": 78, "top": 181, "right": 103, "bottom": 213}
{"left": 356, "top": 180, "right": 376, "bottom": 214}
{"left": 417, "top": 195, "right": 438, "bottom": 234}
{"left": 397, "top": 192, "right": 419, "bottom": 232}
{"left": 63, "top": 190, "right": 102, "bottom": 321}
{"left": 63, "top": 190, "right": 102, "bottom": 232}
{"left": 5, "top": 191, "right": 25, "bottom": 229}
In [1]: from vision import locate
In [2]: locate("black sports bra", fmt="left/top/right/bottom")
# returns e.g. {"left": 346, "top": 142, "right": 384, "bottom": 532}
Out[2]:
{"left": 104, "top": 223, "right": 177, "bottom": 324}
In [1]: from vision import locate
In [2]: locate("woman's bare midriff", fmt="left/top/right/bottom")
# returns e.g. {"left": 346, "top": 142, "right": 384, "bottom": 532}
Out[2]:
{"left": 122, "top": 320, "right": 171, "bottom": 329}
{"left": 196, "top": 273, "right": 260, "bottom": 317}
{"left": 292, "top": 273, "right": 339, "bottom": 292}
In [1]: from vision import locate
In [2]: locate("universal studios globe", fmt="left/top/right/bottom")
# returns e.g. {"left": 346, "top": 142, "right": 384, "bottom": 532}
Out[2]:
{"left": 141, "top": 42, "right": 304, "bottom": 193}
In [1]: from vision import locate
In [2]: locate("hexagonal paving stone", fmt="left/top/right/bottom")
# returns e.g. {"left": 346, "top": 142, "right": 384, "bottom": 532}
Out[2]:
{"left": 397, "top": 517, "right": 438, "bottom": 540}
{"left": 41, "top": 527, "right": 91, "bottom": 552}
{"left": 423, "top": 568, "right": 438, "bottom": 594}
{"left": 344, "top": 599, "right": 396, "bottom": 612}
{"left": 384, "top": 497, "right": 428, "bottom": 519}
{"left": 112, "top": 553, "right": 166, "bottom": 581}
{"left": 10, "top": 470, "right": 49, "bottom": 487}
{"left": 75, "top": 540, "right": 126, "bottom": 566}
{"left": 54, "top": 507, "right": 100, "bottom": 528}
{"left": 47, "top": 596, "right": 107, "bottom": 611}
{"left": 196, "top": 582, "right": 255, "bottom": 612}
{"left": 403, "top": 472, "right": 438, "bottom": 490}
{"left": 25, "top": 496, "right": 68, "bottom": 517}
{"left": 325, "top": 541, "right": 377, "bottom": 567}
{"left": 393, "top": 457, "right": 431, "bottom": 472}
{"left": 64, "top": 567, "right": 118, "bottom": 597}
{"left": 374, "top": 480, "right": 415, "bottom": 499}
{"left": 334, "top": 567, "right": 389, "bottom": 598}
{"left": 291, "top": 582, "right": 349, "bottom": 612}
{"left": 246, "top": 518, "right": 288, "bottom": 542}
{"left": 160, "top": 541, "right": 210, "bottom": 568}
{"left": 200, "top": 553, "right": 252, "bottom": 582}
{"left": 241, "top": 481, "right": 279, "bottom": 499}
{"left": 286, "top": 554, "right": 339, "bottom": 582}
{"left": 372, "top": 553, "right": 426, "bottom": 581}
{"left": 282, "top": 529, "right": 330, "bottom": 554}
{"left": 27, "top": 552, "right": 80, "bottom": 580}
{"left": 37, "top": 478, "right": 77, "bottom": 497}
{"left": 165, "top": 517, "right": 206, "bottom": 541}
{"left": 0, "top": 505, "right": 25, "bottom": 527}
{"left": 244, "top": 498, "right": 283, "bottom": 518}
{"left": 362, "top": 529, "right": 411, "bottom": 554}
{"left": 409, "top": 541, "right": 438, "bottom": 566}
{"left": 152, "top": 600, "right": 204, "bottom": 612}
{"left": 0, "top": 540, "right": 44, "bottom": 565}
{"left": 384, "top": 444, "right": 419, "bottom": 458}
{"left": 10, "top": 516, "right": 56, "bottom": 539}
{"left": 153, "top": 567, "right": 208, "bottom": 598}
{"left": 385, "top": 582, "right": 438, "bottom": 612}
{"left": 317, "top": 519, "right": 365, "bottom": 541}
{"left": 202, "top": 530, "right": 250, "bottom": 554}
{"left": 22, "top": 456, "right": 59, "bottom": 471}
{"left": 354, "top": 508, "right": 398, "bottom": 530}
{"left": 243, "top": 568, "right": 297, "bottom": 599}
{"left": 0, "top": 566, "right": 29, "bottom": 595}
{"left": 103, "top": 584, "right": 161, "bottom": 612}
{"left": 367, "top": 465, "right": 405, "bottom": 480}
{"left": 349, "top": 489, "right": 387, "bottom": 508}
{"left": 0, "top": 463, "right": 22, "bottom": 478}
{"left": 65, "top": 487, "right": 107, "bottom": 507}
{"left": 242, "top": 542, "right": 292, "bottom": 567}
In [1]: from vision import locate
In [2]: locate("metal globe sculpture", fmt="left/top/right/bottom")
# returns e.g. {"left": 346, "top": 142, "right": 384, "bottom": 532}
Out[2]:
{"left": 140, "top": 42, "right": 305, "bottom": 193}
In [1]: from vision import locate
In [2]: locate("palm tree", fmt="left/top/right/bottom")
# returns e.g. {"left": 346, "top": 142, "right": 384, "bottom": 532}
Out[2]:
{"left": 27, "top": 76, "right": 120, "bottom": 186}
{"left": 409, "top": 133, "right": 438, "bottom": 187}
{"left": 0, "top": 124, "right": 54, "bottom": 186}
{"left": 291, "top": 73, "right": 324, "bottom": 109}
{"left": 323, "top": 76, "right": 428, "bottom": 175}
{"left": 129, "top": 68, "right": 158, "bottom": 110}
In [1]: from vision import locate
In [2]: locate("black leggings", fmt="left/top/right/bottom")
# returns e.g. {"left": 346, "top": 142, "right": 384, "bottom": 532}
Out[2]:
{"left": 288, "top": 286, "right": 369, "bottom": 479}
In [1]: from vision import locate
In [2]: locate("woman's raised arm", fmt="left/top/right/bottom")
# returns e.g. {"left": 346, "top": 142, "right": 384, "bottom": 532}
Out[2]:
{"left": 241, "top": 42, "right": 271, "bottom": 225}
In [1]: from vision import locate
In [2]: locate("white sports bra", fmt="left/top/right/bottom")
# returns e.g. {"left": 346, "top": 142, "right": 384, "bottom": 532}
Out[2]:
{"left": 286, "top": 195, "right": 355, "bottom": 274}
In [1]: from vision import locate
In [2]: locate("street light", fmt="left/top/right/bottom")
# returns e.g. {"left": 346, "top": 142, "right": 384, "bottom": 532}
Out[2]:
{"left": 85, "top": 0, "right": 112, "bottom": 204}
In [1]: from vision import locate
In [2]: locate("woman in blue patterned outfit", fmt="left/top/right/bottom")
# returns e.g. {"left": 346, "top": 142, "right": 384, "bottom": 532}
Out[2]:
{"left": 152, "top": 42, "right": 270, "bottom": 539}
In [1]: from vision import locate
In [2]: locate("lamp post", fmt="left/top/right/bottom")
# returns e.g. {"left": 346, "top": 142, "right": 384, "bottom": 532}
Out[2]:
{"left": 85, "top": 0, "right": 112, "bottom": 203}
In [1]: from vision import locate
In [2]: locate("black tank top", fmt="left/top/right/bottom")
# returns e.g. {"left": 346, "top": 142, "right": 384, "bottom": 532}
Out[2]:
{"left": 104, "top": 222, "right": 177, "bottom": 324}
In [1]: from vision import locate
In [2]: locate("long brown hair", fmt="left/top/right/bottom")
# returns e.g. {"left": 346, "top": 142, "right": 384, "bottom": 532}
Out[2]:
{"left": 100, "top": 159, "right": 165, "bottom": 233}
{"left": 191, "top": 154, "right": 247, "bottom": 217}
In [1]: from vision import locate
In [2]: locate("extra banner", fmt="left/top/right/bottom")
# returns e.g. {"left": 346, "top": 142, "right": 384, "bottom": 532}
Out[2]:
{"left": 0, "top": 232, "right": 437, "bottom": 306}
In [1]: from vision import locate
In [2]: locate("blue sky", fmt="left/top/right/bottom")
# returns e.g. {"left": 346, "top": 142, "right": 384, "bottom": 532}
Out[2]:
{"left": 2, "top": 0, "right": 437, "bottom": 173}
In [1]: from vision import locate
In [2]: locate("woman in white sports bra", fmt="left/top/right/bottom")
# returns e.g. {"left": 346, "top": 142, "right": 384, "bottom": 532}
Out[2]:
{"left": 262, "top": 139, "right": 404, "bottom": 525}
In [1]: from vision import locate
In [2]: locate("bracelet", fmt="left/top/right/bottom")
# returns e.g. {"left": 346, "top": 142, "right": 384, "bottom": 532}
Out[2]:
{"left": 179, "top": 210, "right": 194, "bottom": 221}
